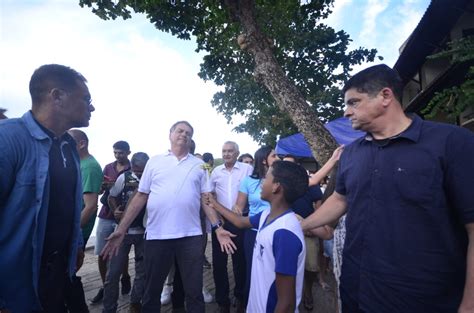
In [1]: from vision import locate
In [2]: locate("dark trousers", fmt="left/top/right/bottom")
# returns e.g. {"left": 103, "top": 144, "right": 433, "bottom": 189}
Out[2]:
{"left": 142, "top": 236, "right": 204, "bottom": 313}
{"left": 171, "top": 258, "right": 185, "bottom": 308}
{"left": 36, "top": 252, "right": 68, "bottom": 313}
{"left": 243, "top": 229, "right": 257, "bottom": 304}
{"left": 211, "top": 223, "right": 246, "bottom": 307}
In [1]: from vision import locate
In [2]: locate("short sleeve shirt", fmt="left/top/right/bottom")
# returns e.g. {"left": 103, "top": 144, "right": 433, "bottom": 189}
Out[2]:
{"left": 247, "top": 209, "right": 305, "bottom": 312}
{"left": 138, "top": 152, "right": 210, "bottom": 239}
{"left": 335, "top": 115, "right": 474, "bottom": 312}
{"left": 80, "top": 155, "right": 103, "bottom": 241}
{"left": 239, "top": 176, "right": 270, "bottom": 217}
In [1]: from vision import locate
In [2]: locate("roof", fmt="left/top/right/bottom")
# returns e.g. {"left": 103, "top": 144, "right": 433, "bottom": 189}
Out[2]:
{"left": 394, "top": 0, "right": 470, "bottom": 84}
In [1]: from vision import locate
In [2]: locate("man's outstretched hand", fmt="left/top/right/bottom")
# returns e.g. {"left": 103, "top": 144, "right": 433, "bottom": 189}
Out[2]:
{"left": 215, "top": 227, "right": 237, "bottom": 255}
{"left": 100, "top": 230, "right": 125, "bottom": 260}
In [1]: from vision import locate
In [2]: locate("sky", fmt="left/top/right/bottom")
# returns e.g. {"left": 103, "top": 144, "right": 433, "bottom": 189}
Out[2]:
{"left": 0, "top": 0, "right": 430, "bottom": 167}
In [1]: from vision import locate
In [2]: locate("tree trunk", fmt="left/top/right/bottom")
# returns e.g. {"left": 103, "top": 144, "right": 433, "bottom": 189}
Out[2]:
{"left": 225, "top": 0, "right": 338, "bottom": 165}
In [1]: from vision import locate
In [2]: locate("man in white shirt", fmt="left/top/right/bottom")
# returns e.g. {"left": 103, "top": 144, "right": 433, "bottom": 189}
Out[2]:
{"left": 101, "top": 121, "right": 236, "bottom": 313}
{"left": 210, "top": 141, "right": 253, "bottom": 313}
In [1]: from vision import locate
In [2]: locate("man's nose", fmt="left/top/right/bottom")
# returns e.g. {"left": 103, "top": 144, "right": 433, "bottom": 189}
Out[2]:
{"left": 89, "top": 104, "right": 95, "bottom": 112}
{"left": 344, "top": 106, "right": 352, "bottom": 117}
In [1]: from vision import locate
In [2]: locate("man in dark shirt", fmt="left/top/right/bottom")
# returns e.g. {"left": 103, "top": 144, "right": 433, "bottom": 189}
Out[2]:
{"left": 302, "top": 64, "right": 474, "bottom": 313}
{"left": 0, "top": 64, "right": 94, "bottom": 313}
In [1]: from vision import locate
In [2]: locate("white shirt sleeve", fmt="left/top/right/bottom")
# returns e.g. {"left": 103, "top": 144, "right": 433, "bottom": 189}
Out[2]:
{"left": 109, "top": 173, "right": 125, "bottom": 197}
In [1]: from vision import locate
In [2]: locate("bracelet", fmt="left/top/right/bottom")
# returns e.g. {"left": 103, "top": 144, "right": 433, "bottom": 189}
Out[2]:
{"left": 211, "top": 220, "right": 223, "bottom": 232}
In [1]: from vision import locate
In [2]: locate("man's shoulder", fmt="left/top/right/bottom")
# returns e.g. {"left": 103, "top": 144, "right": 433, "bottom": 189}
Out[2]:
{"left": 0, "top": 117, "right": 28, "bottom": 138}
{"left": 421, "top": 119, "right": 473, "bottom": 138}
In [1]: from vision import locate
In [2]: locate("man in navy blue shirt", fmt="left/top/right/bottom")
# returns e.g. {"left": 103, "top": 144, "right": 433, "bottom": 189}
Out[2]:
{"left": 302, "top": 64, "right": 474, "bottom": 313}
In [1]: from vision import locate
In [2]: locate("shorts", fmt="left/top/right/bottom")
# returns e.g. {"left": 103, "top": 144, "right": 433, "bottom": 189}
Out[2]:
{"left": 304, "top": 236, "right": 320, "bottom": 273}
{"left": 94, "top": 218, "right": 115, "bottom": 255}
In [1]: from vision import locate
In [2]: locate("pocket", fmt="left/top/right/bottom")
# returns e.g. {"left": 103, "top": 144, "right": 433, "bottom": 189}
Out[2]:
{"left": 394, "top": 166, "right": 434, "bottom": 204}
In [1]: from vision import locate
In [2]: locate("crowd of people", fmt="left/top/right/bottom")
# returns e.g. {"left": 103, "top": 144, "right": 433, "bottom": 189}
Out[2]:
{"left": 0, "top": 63, "right": 473, "bottom": 313}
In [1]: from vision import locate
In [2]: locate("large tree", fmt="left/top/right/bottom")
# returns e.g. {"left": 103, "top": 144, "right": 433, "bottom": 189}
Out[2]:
{"left": 79, "top": 0, "right": 377, "bottom": 165}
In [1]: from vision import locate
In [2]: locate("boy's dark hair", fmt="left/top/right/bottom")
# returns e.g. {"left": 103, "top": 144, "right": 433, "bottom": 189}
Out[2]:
{"left": 131, "top": 152, "right": 149, "bottom": 168}
{"left": 29, "top": 64, "right": 87, "bottom": 104}
{"left": 113, "top": 140, "right": 130, "bottom": 151}
{"left": 202, "top": 152, "right": 214, "bottom": 163}
{"left": 342, "top": 64, "right": 404, "bottom": 103}
{"left": 271, "top": 160, "right": 308, "bottom": 204}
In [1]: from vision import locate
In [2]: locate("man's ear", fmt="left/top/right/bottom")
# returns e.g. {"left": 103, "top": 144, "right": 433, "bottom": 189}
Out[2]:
{"left": 380, "top": 87, "right": 395, "bottom": 107}
{"left": 78, "top": 140, "right": 87, "bottom": 150}
{"left": 50, "top": 88, "right": 65, "bottom": 105}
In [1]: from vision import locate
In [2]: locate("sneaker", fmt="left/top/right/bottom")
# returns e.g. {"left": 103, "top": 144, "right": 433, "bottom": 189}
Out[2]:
{"left": 89, "top": 287, "right": 103, "bottom": 304}
{"left": 121, "top": 275, "right": 131, "bottom": 295}
{"left": 161, "top": 285, "right": 172, "bottom": 305}
{"left": 202, "top": 288, "right": 213, "bottom": 303}
{"left": 203, "top": 258, "right": 211, "bottom": 269}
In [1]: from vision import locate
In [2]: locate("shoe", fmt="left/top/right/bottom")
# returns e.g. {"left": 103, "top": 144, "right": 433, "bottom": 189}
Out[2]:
{"left": 202, "top": 288, "right": 213, "bottom": 303}
{"left": 161, "top": 285, "right": 172, "bottom": 305}
{"left": 89, "top": 287, "right": 103, "bottom": 304}
{"left": 121, "top": 275, "right": 132, "bottom": 295}
{"left": 129, "top": 302, "right": 142, "bottom": 313}
{"left": 203, "top": 258, "right": 211, "bottom": 269}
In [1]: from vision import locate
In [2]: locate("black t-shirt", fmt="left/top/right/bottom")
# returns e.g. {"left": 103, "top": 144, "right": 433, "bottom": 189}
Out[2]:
{"left": 38, "top": 124, "right": 77, "bottom": 261}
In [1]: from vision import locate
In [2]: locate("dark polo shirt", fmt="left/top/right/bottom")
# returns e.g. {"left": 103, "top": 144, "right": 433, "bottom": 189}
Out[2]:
{"left": 336, "top": 114, "right": 474, "bottom": 313}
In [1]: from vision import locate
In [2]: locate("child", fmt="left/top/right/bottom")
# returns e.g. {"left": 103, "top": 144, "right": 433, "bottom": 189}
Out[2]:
{"left": 208, "top": 160, "right": 309, "bottom": 312}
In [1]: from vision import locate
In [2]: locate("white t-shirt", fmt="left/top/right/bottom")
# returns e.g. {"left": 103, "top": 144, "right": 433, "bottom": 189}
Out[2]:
{"left": 138, "top": 151, "right": 211, "bottom": 239}
{"left": 210, "top": 161, "right": 253, "bottom": 210}
{"left": 247, "top": 208, "right": 306, "bottom": 313}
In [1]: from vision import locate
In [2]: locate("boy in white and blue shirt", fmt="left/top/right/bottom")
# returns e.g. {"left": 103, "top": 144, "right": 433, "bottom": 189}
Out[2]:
{"left": 208, "top": 160, "right": 308, "bottom": 312}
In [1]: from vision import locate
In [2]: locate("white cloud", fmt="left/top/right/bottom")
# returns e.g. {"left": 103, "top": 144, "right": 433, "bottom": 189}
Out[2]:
{"left": 324, "top": 0, "right": 353, "bottom": 29}
{"left": 0, "top": 1, "right": 259, "bottom": 166}
{"left": 359, "top": 0, "right": 390, "bottom": 47}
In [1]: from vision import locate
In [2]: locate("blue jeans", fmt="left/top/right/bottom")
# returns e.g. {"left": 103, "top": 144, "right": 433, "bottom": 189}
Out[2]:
{"left": 102, "top": 234, "right": 145, "bottom": 313}
{"left": 141, "top": 236, "right": 204, "bottom": 313}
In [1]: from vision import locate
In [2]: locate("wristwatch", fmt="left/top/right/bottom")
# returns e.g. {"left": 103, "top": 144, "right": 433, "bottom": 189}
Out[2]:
{"left": 211, "top": 220, "right": 223, "bottom": 232}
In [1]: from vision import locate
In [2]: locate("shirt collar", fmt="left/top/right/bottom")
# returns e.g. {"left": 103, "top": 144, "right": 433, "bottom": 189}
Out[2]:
{"left": 363, "top": 114, "right": 422, "bottom": 144}
{"left": 220, "top": 161, "right": 240, "bottom": 171}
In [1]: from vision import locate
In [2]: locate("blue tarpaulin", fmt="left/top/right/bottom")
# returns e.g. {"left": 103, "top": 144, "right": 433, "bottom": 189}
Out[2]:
{"left": 275, "top": 117, "right": 365, "bottom": 158}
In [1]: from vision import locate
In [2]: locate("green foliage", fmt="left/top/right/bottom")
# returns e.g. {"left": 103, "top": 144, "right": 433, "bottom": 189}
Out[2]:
{"left": 422, "top": 36, "right": 474, "bottom": 122}
{"left": 79, "top": 0, "right": 377, "bottom": 145}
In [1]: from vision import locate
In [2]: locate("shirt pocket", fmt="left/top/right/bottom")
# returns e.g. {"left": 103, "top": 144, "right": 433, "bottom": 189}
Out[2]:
{"left": 394, "top": 166, "right": 435, "bottom": 205}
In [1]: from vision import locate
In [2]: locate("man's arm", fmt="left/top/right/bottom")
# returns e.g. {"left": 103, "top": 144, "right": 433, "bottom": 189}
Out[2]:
{"left": 80, "top": 192, "right": 99, "bottom": 228}
{"left": 232, "top": 191, "right": 248, "bottom": 216}
{"left": 202, "top": 193, "right": 238, "bottom": 254}
{"left": 101, "top": 191, "right": 148, "bottom": 259}
{"left": 459, "top": 222, "right": 474, "bottom": 313}
{"left": 274, "top": 274, "right": 296, "bottom": 313}
{"left": 108, "top": 195, "right": 124, "bottom": 222}
{"left": 208, "top": 194, "right": 252, "bottom": 229}
{"left": 301, "top": 191, "right": 347, "bottom": 231}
